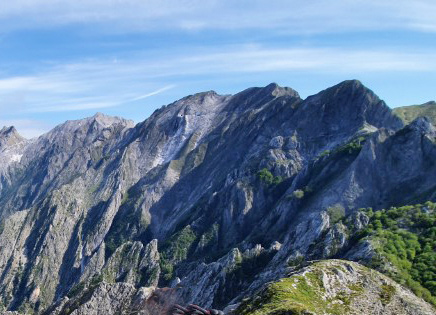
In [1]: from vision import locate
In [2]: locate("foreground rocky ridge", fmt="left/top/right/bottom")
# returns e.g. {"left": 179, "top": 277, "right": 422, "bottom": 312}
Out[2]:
{"left": 0, "top": 80, "right": 434, "bottom": 314}
{"left": 236, "top": 260, "right": 435, "bottom": 315}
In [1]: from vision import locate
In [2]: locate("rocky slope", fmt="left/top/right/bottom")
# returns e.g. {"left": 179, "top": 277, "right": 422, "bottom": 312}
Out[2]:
{"left": 0, "top": 80, "right": 434, "bottom": 314}
{"left": 235, "top": 260, "right": 435, "bottom": 315}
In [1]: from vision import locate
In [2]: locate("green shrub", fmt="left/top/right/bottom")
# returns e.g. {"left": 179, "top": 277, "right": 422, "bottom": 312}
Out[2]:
{"left": 272, "top": 176, "right": 283, "bottom": 185}
{"left": 257, "top": 168, "right": 282, "bottom": 186}
{"left": 257, "top": 168, "right": 274, "bottom": 184}
{"left": 292, "top": 189, "right": 305, "bottom": 199}
{"left": 338, "top": 136, "right": 366, "bottom": 154}
{"left": 320, "top": 150, "right": 331, "bottom": 157}
{"left": 160, "top": 259, "right": 174, "bottom": 281}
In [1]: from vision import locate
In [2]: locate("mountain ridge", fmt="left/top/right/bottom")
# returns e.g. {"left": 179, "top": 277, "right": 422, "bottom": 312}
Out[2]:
{"left": 394, "top": 100, "right": 436, "bottom": 126}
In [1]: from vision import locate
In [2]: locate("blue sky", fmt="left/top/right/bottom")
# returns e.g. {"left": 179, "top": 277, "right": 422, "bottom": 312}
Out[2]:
{"left": 0, "top": 0, "right": 435, "bottom": 137}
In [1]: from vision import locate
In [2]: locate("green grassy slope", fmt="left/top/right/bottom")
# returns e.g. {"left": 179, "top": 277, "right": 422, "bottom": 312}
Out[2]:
{"left": 393, "top": 101, "right": 436, "bottom": 125}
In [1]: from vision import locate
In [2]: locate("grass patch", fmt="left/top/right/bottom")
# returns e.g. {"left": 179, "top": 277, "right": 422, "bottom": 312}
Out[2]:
{"left": 236, "top": 267, "right": 348, "bottom": 315}
{"left": 380, "top": 285, "right": 396, "bottom": 305}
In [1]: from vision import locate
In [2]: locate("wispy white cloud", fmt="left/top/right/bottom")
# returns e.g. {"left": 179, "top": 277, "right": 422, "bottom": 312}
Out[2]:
{"left": 0, "top": 76, "right": 79, "bottom": 92}
{"left": 29, "top": 101, "right": 119, "bottom": 113}
{"left": 0, "top": 0, "right": 435, "bottom": 34}
{"left": 26, "top": 85, "right": 176, "bottom": 113}
{"left": 0, "top": 45, "right": 434, "bottom": 116}
{"left": 174, "top": 48, "right": 436, "bottom": 73}
{"left": 130, "top": 85, "right": 176, "bottom": 102}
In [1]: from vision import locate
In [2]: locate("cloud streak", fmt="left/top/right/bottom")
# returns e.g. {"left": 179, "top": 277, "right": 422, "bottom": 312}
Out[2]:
{"left": 131, "top": 85, "right": 176, "bottom": 102}
{"left": 0, "top": 45, "right": 434, "bottom": 115}
{"left": 27, "top": 85, "right": 177, "bottom": 113}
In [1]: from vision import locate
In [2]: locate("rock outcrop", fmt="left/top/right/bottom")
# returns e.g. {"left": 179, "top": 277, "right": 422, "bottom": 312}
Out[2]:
{"left": 235, "top": 260, "right": 435, "bottom": 315}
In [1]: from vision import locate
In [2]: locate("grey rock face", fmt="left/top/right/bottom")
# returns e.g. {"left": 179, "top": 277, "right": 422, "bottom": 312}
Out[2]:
{"left": 0, "top": 127, "right": 25, "bottom": 148}
{"left": 101, "top": 240, "right": 160, "bottom": 287}
{"left": 0, "top": 127, "right": 29, "bottom": 192}
{"left": 48, "top": 282, "right": 138, "bottom": 315}
{"left": 0, "top": 80, "right": 434, "bottom": 314}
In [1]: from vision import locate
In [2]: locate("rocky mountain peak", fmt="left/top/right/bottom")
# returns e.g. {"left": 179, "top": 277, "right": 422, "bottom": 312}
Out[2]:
{"left": 0, "top": 126, "right": 25, "bottom": 148}
{"left": 302, "top": 79, "right": 403, "bottom": 133}
{"left": 264, "top": 82, "right": 300, "bottom": 98}
{"left": 322, "top": 79, "right": 375, "bottom": 104}
{"left": 0, "top": 126, "right": 17, "bottom": 135}
{"left": 425, "top": 101, "right": 436, "bottom": 106}
{"left": 175, "top": 90, "right": 230, "bottom": 114}
{"left": 406, "top": 116, "right": 436, "bottom": 135}
{"left": 336, "top": 78, "right": 363, "bottom": 88}
{"left": 45, "top": 113, "right": 134, "bottom": 140}
{"left": 91, "top": 112, "right": 135, "bottom": 128}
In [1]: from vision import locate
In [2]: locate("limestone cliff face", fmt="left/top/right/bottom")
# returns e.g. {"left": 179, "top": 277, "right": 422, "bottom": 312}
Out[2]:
{"left": 0, "top": 80, "right": 435, "bottom": 314}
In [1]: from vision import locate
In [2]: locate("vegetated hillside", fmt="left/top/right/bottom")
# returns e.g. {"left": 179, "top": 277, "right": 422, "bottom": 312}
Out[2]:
{"left": 0, "top": 80, "right": 434, "bottom": 314}
{"left": 309, "top": 202, "right": 436, "bottom": 304}
{"left": 394, "top": 101, "right": 436, "bottom": 125}
{"left": 360, "top": 203, "right": 436, "bottom": 303}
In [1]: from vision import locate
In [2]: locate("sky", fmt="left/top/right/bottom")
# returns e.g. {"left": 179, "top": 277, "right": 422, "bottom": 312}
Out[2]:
{"left": 0, "top": 0, "right": 435, "bottom": 138}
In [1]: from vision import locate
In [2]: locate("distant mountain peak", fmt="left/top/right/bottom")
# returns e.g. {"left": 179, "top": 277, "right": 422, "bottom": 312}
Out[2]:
{"left": 339, "top": 78, "right": 363, "bottom": 86}
{"left": 91, "top": 112, "right": 134, "bottom": 128}
{"left": 264, "top": 82, "right": 300, "bottom": 98}
{"left": 56, "top": 113, "right": 134, "bottom": 131}
{"left": 176, "top": 90, "right": 229, "bottom": 107}
{"left": 92, "top": 111, "right": 106, "bottom": 119}
{"left": 328, "top": 79, "right": 369, "bottom": 95}
{"left": 0, "top": 126, "right": 25, "bottom": 147}
{"left": 0, "top": 126, "right": 18, "bottom": 135}
{"left": 197, "top": 90, "right": 218, "bottom": 96}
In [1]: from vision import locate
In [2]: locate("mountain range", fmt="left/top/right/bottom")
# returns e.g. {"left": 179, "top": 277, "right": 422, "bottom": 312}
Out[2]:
{"left": 0, "top": 80, "right": 435, "bottom": 314}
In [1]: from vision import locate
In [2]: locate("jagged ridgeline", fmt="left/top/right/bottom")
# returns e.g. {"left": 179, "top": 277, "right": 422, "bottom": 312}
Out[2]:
{"left": 0, "top": 80, "right": 435, "bottom": 314}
